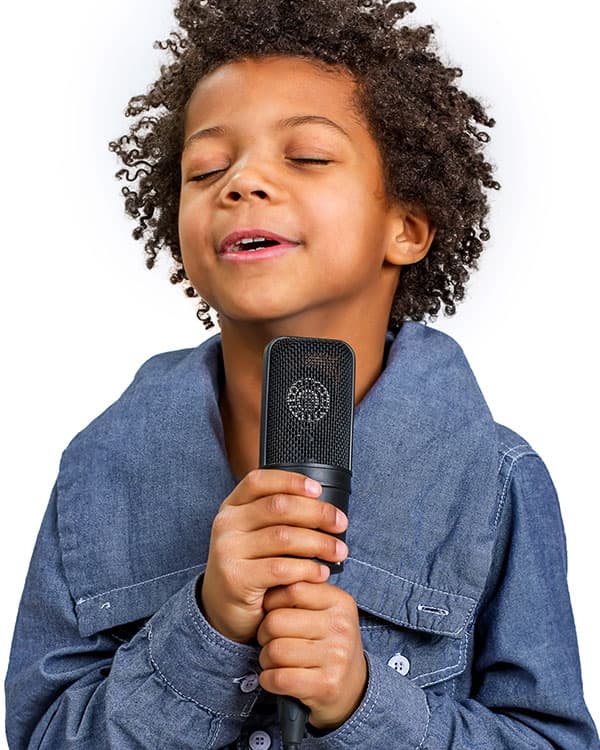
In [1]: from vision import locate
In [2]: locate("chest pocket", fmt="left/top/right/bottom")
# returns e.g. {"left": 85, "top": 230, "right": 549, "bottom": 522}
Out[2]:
{"left": 340, "top": 557, "right": 476, "bottom": 689}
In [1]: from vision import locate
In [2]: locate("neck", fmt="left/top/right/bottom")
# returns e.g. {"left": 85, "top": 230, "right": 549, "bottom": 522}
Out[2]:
{"left": 217, "top": 307, "right": 393, "bottom": 480}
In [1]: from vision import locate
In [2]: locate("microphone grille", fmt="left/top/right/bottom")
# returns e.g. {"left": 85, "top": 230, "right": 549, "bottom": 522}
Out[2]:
{"left": 262, "top": 337, "right": 355, "bottom": 469}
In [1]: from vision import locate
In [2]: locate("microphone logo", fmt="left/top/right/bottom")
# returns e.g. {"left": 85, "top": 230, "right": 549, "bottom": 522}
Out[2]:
{"left": 286, "top": 378, "right": 330, "bottom": 423}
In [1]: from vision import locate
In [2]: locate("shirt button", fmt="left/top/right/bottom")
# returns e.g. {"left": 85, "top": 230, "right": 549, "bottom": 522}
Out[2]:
{"left": 387, "top": 652, "right": 410, "bottom": 676}
{"left": 239, "top": 672, "right": 260, "bottom": 693}
{"left": 249, "top": 730, "right": 271, "bottom": 750}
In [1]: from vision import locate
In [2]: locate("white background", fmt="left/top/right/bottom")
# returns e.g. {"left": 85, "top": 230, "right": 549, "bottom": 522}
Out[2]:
{"left": 1, "top": 0, "right": 598, "bottom": 741}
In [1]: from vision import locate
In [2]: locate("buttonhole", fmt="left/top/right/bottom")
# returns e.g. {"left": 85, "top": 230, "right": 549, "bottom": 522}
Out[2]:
{"left": 417, "top": 604, "right": 449, "bottom": 617}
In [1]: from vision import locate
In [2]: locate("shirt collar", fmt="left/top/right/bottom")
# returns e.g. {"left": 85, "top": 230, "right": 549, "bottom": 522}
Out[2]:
{"left": 60, "top": 322, "right": 499, "bottom": 638}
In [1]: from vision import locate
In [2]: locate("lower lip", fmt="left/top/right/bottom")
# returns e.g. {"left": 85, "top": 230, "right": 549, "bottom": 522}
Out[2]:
{"left": 218, "top": 242, "right": 301, "bottom": 262}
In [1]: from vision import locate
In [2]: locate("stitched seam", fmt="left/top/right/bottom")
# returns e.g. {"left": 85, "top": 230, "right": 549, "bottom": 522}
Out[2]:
{"left": 414, "top": 630, "right": 467, "bottom": 685}
{"left": 415, "top": 693, "right": 432, "bottom": 750}
{"left": 186, "top": 584, "right": 259, "bottom": 659}
{"left": 206, "top": 717, "right": 221, "bottom": 750}
{"left": 146, "top": 623, "right": 254, "bottom": 721}
{"left": 421, "top": 628, "right": 469, "bottom": 690}
{"left": 497, "top": 442, "right": 531, "bottom": 462}
{"left": 75, "top": 564, "right": 204, "bottom": 606}
{"left": 146, "top": 622, "right": 220, "bottom": 716}
{"left": 494, "top": 449, "right": 537, "bottom": 529}
{"left": 356, "top": 591, "right": 475, "bottom": 637}
{"left": 360, "top": 605, "right": 474, "bottom": 637}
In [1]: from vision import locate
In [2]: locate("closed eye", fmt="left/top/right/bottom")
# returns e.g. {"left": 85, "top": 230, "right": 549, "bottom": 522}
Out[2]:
{"left": 189, "top": 158, "right": 332, "bottom": 182}
{"left": 288, "top": 158, "right": 332, "bottom": 165}
{"left": 190, "top": 170, "right": 224, "bottom": 182}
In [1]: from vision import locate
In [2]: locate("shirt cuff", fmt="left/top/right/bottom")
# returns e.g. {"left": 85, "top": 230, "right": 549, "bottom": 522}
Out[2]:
{"left": 305, "top": 650, "right": 430, "bottom": 748}
{"left": 147, "top": 574, "right": 262, "bottom": 718}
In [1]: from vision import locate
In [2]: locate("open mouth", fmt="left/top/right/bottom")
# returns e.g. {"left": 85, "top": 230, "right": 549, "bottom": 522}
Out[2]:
{"left": 228, "top": 238, "right": 281, "bottom": 252}
{"left": 219, "top": 229, "right": 301, "bottom": 256}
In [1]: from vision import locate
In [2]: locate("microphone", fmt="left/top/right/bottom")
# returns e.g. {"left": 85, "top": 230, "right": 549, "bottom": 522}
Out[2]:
{"left": 259, "top": 336, "right": 356, "bottom": 749}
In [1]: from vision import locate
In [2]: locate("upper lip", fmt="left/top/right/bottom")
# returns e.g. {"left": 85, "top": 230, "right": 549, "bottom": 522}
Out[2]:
{"left": 219, "top": 228, "right": 300, "bottom": 254}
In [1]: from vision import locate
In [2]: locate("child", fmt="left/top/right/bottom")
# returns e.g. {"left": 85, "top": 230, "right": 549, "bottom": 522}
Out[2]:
{"left": 5, "top": 0, "right": 599, "bottom": 747}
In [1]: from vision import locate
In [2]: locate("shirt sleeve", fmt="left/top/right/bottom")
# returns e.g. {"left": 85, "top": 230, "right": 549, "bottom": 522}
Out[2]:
{"left": 4, "top": 483, "right": 261, "bottom": 749}
{"left": 303, "top": 453, "right": 600, "bottom": 749}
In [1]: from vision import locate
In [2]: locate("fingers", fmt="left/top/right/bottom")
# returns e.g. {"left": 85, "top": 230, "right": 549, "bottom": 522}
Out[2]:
{"left": 239, "top": 491, "right": 348, "bottom": 535}
{"left": 257, "top": 602, "right": 328, "bottom": 646}
{"left": 263, "top": 581, "right": 340, "bottom": 612}
{"left": 259, "top": 667, "right": 321, "bottom": 702}
{"left": 259, "top": 637, "right": 323, "bottom": 670}
{"left": 242, "top": 526, "right": 348, "bottom": 564}
{"left": 242, "top": 557, "right": 332, "bottom": 592}
{"left": 226, "top": 469, "right": 323, "bottom": 507}
{"left": 258, "top": 584, "right": 356, "bottom": 647}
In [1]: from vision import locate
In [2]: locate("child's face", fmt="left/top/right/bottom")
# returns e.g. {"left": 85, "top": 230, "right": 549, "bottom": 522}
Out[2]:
{"left": 179, "top": 55, "right": 420, "bottom": 332}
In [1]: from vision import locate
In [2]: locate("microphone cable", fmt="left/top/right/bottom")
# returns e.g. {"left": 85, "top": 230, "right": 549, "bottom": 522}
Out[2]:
{"left": 279, "top": 694, "right": 309, "bottom": 750}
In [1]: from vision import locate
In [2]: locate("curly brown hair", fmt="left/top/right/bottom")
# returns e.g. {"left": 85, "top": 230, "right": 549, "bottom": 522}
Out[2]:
{"left": 109, "top": 0, "right": 500, "bottom": 333}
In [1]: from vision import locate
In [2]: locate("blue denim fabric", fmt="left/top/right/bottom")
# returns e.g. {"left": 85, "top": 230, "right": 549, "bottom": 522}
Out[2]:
{"left": 5, "top": 321, "right": 599, "bottom": 749}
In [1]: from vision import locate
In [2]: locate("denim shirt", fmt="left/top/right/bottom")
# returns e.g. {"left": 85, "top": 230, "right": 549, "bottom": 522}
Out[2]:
{"left": 5, "top": 321, "right": 599, "bottom": 749}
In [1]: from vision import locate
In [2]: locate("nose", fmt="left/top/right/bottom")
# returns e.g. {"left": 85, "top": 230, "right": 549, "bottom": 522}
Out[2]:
{"left": 218, "top": 161, "right": 275, "bottom": 204}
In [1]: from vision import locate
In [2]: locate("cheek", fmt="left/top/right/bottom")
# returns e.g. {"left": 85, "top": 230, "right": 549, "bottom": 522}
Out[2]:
{"left": 304, "top": 193, "right": 382, "bottom": 268}
{"left": 178, "top": 200, "right": 210, "bottom": 267}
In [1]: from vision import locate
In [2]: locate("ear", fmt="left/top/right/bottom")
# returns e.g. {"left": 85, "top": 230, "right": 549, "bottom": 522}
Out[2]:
{"left": 384, "top": 206, "right": 436, "bottom": 267}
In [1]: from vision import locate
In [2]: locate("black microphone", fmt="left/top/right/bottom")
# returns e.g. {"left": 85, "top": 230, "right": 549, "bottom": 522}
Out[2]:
{"left": 259, "top": 336, "right": 355, "bottom": 750}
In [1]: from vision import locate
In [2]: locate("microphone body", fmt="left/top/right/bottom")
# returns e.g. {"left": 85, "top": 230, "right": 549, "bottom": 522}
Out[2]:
{"left": 259, "top": 336, "right": 356, "bottom": 748}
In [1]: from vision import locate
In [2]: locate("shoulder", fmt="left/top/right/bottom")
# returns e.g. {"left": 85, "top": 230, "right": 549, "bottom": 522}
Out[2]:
{"left": 130, "top": 345, "right": 199, "bottom": 382}
{"left": 492, "top": 422, "right": 564, "bottom": 548}
{"left": 493, "top": 422, "right": 554, "bottom": 492}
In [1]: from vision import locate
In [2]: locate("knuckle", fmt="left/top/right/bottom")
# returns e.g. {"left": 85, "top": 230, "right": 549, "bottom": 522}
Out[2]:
{"left": 266, "top": 639, "right": 284, "bottom": 663}
{"left": 212, "top": 506, "right": 232, "bottom": 533}
{"left": 272, "top": 524, "right": 291, "bottom": 547}
{"left": 247, "top": 468, "right": 264, "bottom": 491}
{"left": 323, "top": 671, "right": 338, "bottom": 693}
{"left": 269, "top": 558, "right": 290, "bottom": 581}
{"left": 267, "top": 493, "right": 289, "bottom": 517}
{"left": 330, "top": 613, "right": 352, "bottom": 636}
{"left": 331, "top": 643, "right": 348, "bottom": 665}
{"left": 286, "top": 580, "right": 303, "bottom": 600}
{"left": 271, "top": 669, "right": 292, "bottom": 694}
{"left": 264, "top": 610, "right": 280, "bottom": 633}
{"left": 259, "top": 623, "right": 273, "bottom": 645}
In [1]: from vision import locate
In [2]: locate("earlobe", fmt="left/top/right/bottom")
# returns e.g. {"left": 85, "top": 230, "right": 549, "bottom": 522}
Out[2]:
{"left": 385, "top": 212, "right": 436, "bottom": 266}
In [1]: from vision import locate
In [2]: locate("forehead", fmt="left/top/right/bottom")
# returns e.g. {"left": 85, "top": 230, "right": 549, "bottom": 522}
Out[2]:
{"left": 184, "top": 55, "right": 363, "bottom": 130}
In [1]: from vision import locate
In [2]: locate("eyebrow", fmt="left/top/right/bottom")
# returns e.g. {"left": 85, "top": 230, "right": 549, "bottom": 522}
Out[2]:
{"left": 182, "top": 114, "right": 352, "bottom": 152}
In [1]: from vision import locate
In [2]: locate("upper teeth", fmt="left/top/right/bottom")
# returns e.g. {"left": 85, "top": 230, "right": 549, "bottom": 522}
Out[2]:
{"left": 230, "top": 237, "right": 270, "bottom": 251}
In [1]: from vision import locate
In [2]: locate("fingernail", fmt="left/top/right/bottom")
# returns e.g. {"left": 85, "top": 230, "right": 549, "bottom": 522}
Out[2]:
{"left": 335, "top": 508, "right": 348, "bottom": 530}
{"left": 336, "top": 540, "right": 348, "bottom": 559}
{"left": 305, "top": 478, "right": 322, "bottom": 496}
{"left": 320, "top": 564, "right": 330, "bottom": 578}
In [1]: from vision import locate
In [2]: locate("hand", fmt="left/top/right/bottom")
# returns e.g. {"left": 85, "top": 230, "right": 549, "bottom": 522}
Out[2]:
{"left": 257, "top": 581, "right": 368, "bottom": 732}
{"left": 199, "top": 469, "right": 349, "bottom": 644}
